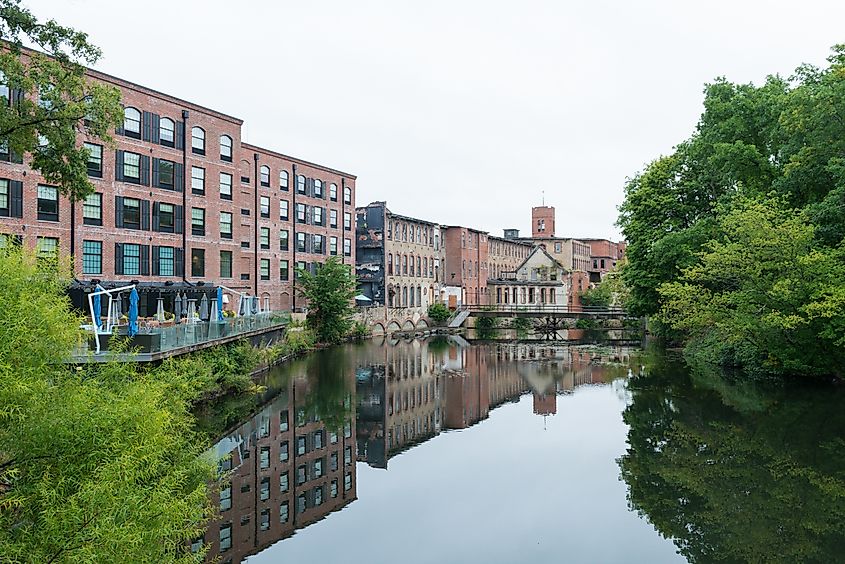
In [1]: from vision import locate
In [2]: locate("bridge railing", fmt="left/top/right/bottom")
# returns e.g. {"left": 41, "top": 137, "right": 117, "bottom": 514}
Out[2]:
{"left": 463, "top": 304, "right": 629, "bottom": 316}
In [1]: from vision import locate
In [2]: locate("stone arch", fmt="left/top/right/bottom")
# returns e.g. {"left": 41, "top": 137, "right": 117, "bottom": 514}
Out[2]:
{"left": 280, "top": 292, "right": 291, "bottom": 311}
{"left": 416, "top": 318, "right": 430, "bottom": 329}
{"left": 402, "top": 319, "right": 415, "bottom": 331}
{"left": 372, "top": 322, "right": 386, "bottom": 336}
{"left": 387, "top": 321, "right": 402, "bottom": 333}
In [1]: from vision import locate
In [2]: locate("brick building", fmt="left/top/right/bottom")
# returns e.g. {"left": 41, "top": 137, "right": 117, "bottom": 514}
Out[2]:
{"left": 441, "top": 225, "right": 489, "bottom": 307}
{"left": 580, "top": 238, "right": 626, "bottom": 281}
{"left": 0, "top": 56, "right": 355, "bottom": 314}
{"left": 531, "top": 205, "right": 555, "bottom": 237}
{"left": 487, "top": 232, "right": 532, "bottom": 280}
{"left": 203, "top": 376, "right": 357, "bottom": 564}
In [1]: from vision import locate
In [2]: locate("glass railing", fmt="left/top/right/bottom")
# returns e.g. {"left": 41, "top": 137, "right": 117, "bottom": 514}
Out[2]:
{"left": 73, "top": 311, "right": 291, "bottom": 357}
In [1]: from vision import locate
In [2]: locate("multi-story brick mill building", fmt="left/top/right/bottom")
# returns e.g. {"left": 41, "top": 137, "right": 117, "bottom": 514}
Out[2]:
{"left": 0, "top": 56, "right": 355, "bottom": 315}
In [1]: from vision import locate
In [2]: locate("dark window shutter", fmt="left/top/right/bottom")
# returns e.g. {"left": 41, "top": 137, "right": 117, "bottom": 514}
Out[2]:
{"left": 115, "top": 243, "right": 124, "bottom": 275}
{"left": 175, "top": 122, "right": 184, "bottom": 150}
{"left": 140, "top": 155, "right": 150, "bottom": 186}
{"left": 9, "top": 180, "right": 22, "bottom": 218}
{"left": 115, "top": 196, "right": 124, "bottom": 228}
{"left": 141, "top": 200, "right": 150, "bottom": 230}
{"left": 152, "top": 158, "right": 160, "bottom": 188}
{"left": 152, "top": 202, "right": 160, "bottom": 231}
{"left": 142, "top": 111, "right": 152, "bottom": 141}
{"left": 174, "top": 205, "right": 184, "bottom": 234}
{"left": 151, "top": 114, "right": 160, "bottom": 144}
{"left": 140, "top": 245, "right": 150, "bottom": 276}
{"left": 174, "top": 163, "right": 183, "bottom": 192}
{"left": 115, "top": 150, "right": 124, "bottom": 182}
{"left": 175, "top": 247, "right": 184, "bottom": 277}
{"left": 151, "top": 246, "right": 160, "bottom": 276}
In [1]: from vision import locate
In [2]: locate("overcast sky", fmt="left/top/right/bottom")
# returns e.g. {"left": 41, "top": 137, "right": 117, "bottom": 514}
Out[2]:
{"left": 25, "top": 0, "right": 845, "bottom": 240}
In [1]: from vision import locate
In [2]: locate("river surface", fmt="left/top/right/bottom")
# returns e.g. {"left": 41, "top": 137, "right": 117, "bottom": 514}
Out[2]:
{"left": 195, "top": 336, "right": 845, "bottom": 563}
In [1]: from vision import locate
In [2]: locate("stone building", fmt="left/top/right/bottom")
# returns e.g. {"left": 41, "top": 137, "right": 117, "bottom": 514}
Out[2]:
{"left": 487, "top": 231, "right": 533, "bottom": 280}
{"left": 488, "top": 246, "right": 569, "bottom": 306}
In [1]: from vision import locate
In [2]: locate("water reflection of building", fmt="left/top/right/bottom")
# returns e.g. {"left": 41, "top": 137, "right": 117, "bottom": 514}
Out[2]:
{"left": 202, "top": 376, "right": 357, "bottom": 564}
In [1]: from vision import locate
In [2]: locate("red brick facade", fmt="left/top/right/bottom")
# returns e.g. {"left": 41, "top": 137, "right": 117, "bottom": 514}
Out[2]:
{"left": 0, "top": 61, "right": 355, "bottom": 313}
{"left": 442, "top": 226, "right": 489, "bottom": 306}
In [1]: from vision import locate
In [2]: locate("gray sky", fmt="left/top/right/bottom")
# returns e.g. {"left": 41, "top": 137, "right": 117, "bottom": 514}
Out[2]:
{"left": 26, "top": 0, "right": 845, "bottom": 239}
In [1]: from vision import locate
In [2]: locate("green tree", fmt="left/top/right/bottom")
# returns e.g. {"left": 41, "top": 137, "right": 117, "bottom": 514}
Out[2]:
{"left": 0, "top": 248, "right": 213, "bottom": 562}
{"left": 427, "top": 302, "right": 450, "bottom": 324}
{"left": 297, "top": 257, "right": 357, "bottom": 344}
{"left": 0, "top": 0, "right": 122, "bottom": 201}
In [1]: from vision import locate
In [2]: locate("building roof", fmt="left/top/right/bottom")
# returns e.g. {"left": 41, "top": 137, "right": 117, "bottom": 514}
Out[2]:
{"left": 242, "top": 143, "right": 356, "bottom": 179}
{"left": 515, "top": 245, "right": 566, "bottom": 272}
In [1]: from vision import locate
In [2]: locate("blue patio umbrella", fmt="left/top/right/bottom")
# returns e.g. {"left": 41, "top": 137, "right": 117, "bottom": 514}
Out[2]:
{"left": 92, "top": 285, "right": 103, "bottom": 330}
{"left": 216, "top": 287, "right": 224, "bottom": 322}
{"left": 127, "top": 287, "right": 139, "bottom": 337}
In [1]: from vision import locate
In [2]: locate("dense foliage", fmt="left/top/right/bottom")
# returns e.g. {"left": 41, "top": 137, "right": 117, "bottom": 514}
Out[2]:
{"left": 427, "top": 302, "right": 451, "bottom": 324}
{"left": 297, "top": 257, "right": 357, "bottom": 344}
{"left": 0, "top": 0, "right": 122, "bottom": 201}
{"left": 618, "top": 45, "right": 845, "bottom": 378}
{"left": 619, "top": 350, "right": 845, "bottom": 562}
{"left": 0, "top": 247, "right": 213, "bottom": 563}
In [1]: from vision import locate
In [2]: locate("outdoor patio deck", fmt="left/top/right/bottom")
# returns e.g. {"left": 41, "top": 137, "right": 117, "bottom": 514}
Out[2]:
{"left": 70, "top": 312, "right": 290, "bottom": 363}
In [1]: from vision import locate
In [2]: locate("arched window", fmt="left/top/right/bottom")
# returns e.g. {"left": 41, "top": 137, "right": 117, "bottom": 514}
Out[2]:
{"left": 219, "top": 135, "right": 232, "bottom": 161}
{"left": 409, "top": 286, "right": 415, "bottom": 307}
{"left": 123, "top": 107, "right": 141, "bottom": 137}
{"left": 191, "top": 127, "right": 205, "bottom": 155}
{"left": 417, "top": 256, "right": 421, "bottom": 277}
{"left": 280, "top": 170, "right": 289, "bottom": 190}
{"left": 296, "top": 175, "right": 306, "bottom": 194}
{"left": 417, "top": 286, "right": 422, "bottom": 307}
{"left": 329, "top": 183, "right": 337, "bottom": 201}
{"left": 423, "top": 257, "right": 427, "bottom": 277}
{"left": 343, "top": 186, "right": 351, "bottom": 204}
{"left": 260, "top": 165, "right": 270, "bottom": 187}
{"left": 402, "top": 286, "right": 408, "bottom": 307}
{"left": 402, "top": 255, "right": 408, "bottom": 275}
{"left": 409, "top": 254, "right": 414, "bottom": 277}
{"left": 159, "top": 117, "right": 175, "bottom": 145}
{"left": 387, "top": 253, "right": 393, "bottom": 276}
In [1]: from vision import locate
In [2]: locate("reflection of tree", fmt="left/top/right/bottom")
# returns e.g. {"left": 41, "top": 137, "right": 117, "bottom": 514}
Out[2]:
{"left": 301, "top": 347, "right": 354, "bottom": 433}
{"left": 619, "top": 352, "right": 845, "bottom": 563}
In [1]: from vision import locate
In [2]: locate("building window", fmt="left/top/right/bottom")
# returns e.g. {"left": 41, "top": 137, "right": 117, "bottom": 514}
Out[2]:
{"left": 297, "top": 435, "right": 306, "bottom": 455}
{"left": 343, "top": 212, "right": 351, "bottom": 230}
{"left": 280, "top": 199, "right": 289, "bottom": 221}
{"left": 330, "top": 479, "right": 338, "bottom": 498}
{"left": 330, "top": 236, "right": 338, "bottom": 256}
{"left": 296, "top": 175, "right": 306, "bottom": 194}
{"left": 82, "top": 193, "right": 102, "bottom": 226}
{"left": 344, "top": 472, "right": 352, "bottom": 491}
{"left": 219, "top": 524, "right": 232, "bottom": 552}
{"left": 123, "top": 107, "right": 141, "bottom": 138}
{"left": 280, "top": 229, "right": 289, "bottom": 251}
{"left": 191, "top": 207, "right": 205, "bottom": 236}
{"left": 159, "top": 117, "right": 175, "bottom": 146}
{"left": 191, "top": 248, "right": 205, "bottom": 277}
{"left": 220, "top": 135, "right": 232, "bottom": 161}
{"left": 220, "top": 484, "right": 232, "bottom": 512}
{"left": 314, "top": 485, "right": 323, "bottom": 507}
{"left": 295, "top": 203, "right": 306, "bottom": 224}
{"left": 280, "top": 501, "right": 289, "bottom": 523}
{"left": 313, "top": 179, "right": 323, "bottom": 198}
{"left": 157, "top": 246, "right": 174, "bottom": 276}
{"left": 313, "top": 207, "right": 323, "bottom": 226}
{"left": 330, "top": 209, "right": 337, "bottom": 228}
{"left": 123, "top": 152, "right": 140, "bottom": 182}
{"left": 296, "top": 464, "right": 306, "bottom": 486}
{"left": 82, "top": 240, "right": 101, "bottom": 274}
{"left": 343, "top": 186, "right": 351, "bottom": 204}
{"left": 279, "top": 441, "right": 289, "bottom": 463}
{"left": 220, "top": 211, "right": 232, "bottom": 239}
{"left": 260, "top": 447, "right": 270, "bottom": 470}
{"left": 296, "top": 232, "right": 306, "bottom": 253}
{"left": 344, "top": 238, "right": 351, "bottom": 256}
{"left": 84, "top": 142, "right": 102, "bottom": 177}
{"left": 0, "top": 180, "right": 7, "bottom": 215}
{"left": 121, "top": 197, "right": 141, "bottom": 229}
{"left": 36, "top": 185, "right": 59, "bottom": 221}
{"left": 387, "top": 253, "right": 393, "bottom": 275}
{"left": 330, "top": 451, "right": 338, "bottom": 472}
{"left": 280, "top": 410, "right": 289, "bottom": 432}
{"left": 344, "top": 445, "right": 352, "bottom": 465}
{"left": 297, "top": 493, "right": 306, "bottom": 514}
{"left": 220, "top": 250, "right": 232, "bottom": 278}
{"left": 260, "top": 196, "right": 270, "bottom": 218}
{"left": 191, "top": 166, "right": 205, "bottom": 195}
{"left": 280, "top": 170, "right": 289, "bottom": 190}
{"left": 191, "top": 126, "right": 205, "bottom": 155}
{"left": 260, "top": 258, "right": 270, "bottom": 280}
{"left": 156, "top": 202, "right": 175, "bottom": 232}
{"left": 260, "top": 165, "right": 270, "bottom": 187}
{"left": 220, "top": 172, "right": 232, "bottom": 200}
{"left": 260, "top": 508, "right": 270, "bottom": 531}
{"left": 156, "top": 159, "right": 174, "bottom": 188}
{"left": 329, "top": 183, "right": 337, "bottom": 201}
{"left": 260, "top": 226, "right": 270, "bottom": 249}
{"left": 122, "top": 243, "right": 140, "bottom": 275}
{"left": 313, "top": 234, "right": 324, "bottom": 254}
{"left": 280, "top": 260, "right": 289, "bottom": 281}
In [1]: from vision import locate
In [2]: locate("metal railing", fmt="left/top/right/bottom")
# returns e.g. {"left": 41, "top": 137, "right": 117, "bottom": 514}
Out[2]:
{"left": 462, "top": 304, "right": 628, "bottom": 315}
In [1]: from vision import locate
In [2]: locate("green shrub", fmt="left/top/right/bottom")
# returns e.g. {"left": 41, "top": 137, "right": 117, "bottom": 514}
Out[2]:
{"left": 428, "top": 303, "right": 451, "bottom": 324}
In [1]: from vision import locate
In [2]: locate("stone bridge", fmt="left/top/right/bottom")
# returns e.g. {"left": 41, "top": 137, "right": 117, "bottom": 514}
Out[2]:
{"left": 354, "top": 306, "right": 433, "bottom": 336}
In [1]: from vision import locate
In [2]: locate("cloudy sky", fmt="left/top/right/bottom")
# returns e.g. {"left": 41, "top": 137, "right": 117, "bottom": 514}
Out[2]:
{"left": 25, "top": 0, "right": 845, "bottom": 239}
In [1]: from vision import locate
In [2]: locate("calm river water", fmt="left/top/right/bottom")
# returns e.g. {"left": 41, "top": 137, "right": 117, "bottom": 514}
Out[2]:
{"left": 195, "top": 336, "right": 845, "bottom": 564}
